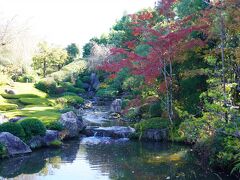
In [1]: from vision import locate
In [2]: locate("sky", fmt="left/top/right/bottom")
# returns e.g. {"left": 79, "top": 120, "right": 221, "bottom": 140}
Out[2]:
{"left": 0, "top": 0, "right": 155, "bottom": 48}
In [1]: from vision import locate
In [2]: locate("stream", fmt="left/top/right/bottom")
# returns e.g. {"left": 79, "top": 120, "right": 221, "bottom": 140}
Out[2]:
{"left": 0, "top": 101, "right": 236, "bottom": 180}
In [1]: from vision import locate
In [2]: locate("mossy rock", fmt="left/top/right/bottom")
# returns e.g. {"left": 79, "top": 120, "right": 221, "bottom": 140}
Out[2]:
{"left": 134, "top": 117, "right": 169, "bottom": 132}
{"left": 49, "top": 140, "right": 62, "bottom": 147}
{"left": 0, "top": 103, "right": 18, "bottom": 111}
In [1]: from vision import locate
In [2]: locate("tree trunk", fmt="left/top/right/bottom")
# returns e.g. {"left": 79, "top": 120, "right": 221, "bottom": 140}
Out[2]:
{"left": 43, "top": 60, "right": 47, "bottom": 78}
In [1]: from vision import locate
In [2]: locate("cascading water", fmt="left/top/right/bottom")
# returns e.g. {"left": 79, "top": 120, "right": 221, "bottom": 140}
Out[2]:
{"left": 80, "top": 100, "right": 134, "bottom": 145}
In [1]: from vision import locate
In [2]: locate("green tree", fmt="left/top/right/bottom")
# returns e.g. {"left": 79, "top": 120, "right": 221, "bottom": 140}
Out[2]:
{"left": 32, "top": 42, "right": 68, "bottom": 77}
{"left": 65, "top": 43, "right": 79, "bottom": 64}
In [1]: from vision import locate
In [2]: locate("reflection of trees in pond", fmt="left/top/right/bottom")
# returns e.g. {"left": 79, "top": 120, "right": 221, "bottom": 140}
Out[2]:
{"left": 0, "top": 140, "right": 80, "bottom": 178}
{"left": 39, "top": 156, "right": 62, "bottom": 176}
{"left": 82, "top": 141, "right": 219, "bottom": 180}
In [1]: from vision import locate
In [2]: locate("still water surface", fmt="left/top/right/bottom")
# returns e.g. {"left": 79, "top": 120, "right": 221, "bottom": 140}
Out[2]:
{"left": 0, "top": 139, "right": 234, "bottom": 180}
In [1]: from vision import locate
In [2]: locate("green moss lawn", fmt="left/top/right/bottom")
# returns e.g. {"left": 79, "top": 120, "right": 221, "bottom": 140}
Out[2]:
{"left": 0, "top": 82, "right": 61, "bottom": 126}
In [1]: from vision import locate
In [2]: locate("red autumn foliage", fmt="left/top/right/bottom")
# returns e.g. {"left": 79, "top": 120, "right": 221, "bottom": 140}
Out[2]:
{"left": 98, "top": 0, "right": 209, "bottom": 85}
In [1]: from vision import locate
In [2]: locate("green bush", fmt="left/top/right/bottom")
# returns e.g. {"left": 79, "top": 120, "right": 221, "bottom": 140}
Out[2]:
{"left": 82, "top": 75, "right": 90, "bottom": 83}
{"left": 149, "top": 101, "right": 162, "bottom": 118}
{"left": 16, "top": 75, "right": 35, "bottom": 83}
{"left": 35, "top": 78, "right": 57, "bottom": 94}
{"left": 60, "top": 92, "right": 77, "bottom": 96}
{"left": 19, "top": 118, "right": 46, "bottom": 140}
{"left": 19, "top": 98, "right": 52, "bottom": 106}
{"left": 60, "top": 82, "right": 85, "bottom": 94}
{"left": 96, "top": 88, "right": 118, "bottom": 98}
{"left": 0, "top": 143, "right": 7, "bottom": 158}
{"left": 75, "top": 79, "right": 83, "bottom": 88}
{"left": 122, "top": 99, "right": 130, "bottom": 109}
{"left": 56, "top": 95, "right": 84, "bottom": 106}
{"left": 0, "top": 122, "right": 26, "bottom": 139}
{"left": 0, "top": 103, "right": 18, "bottom": 111}
{"left": 46, "top": 121, "right": 63, "bottom": 131}
{"left": 135, "top": 117, "right": 169, "bottom": 132}
{"left": 125, "top": 107, "right": 141, "bottom": 120}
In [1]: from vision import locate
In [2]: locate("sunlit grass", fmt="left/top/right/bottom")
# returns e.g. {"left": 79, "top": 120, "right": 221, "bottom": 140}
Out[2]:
{"left": 0, "top": 82, "right": 60, "bottom": 125}
{"left": 0, "top": 82, "right": 47, "bottom": 98}
{"left": 2, "top": 105, "right": 61, "bottom": 125}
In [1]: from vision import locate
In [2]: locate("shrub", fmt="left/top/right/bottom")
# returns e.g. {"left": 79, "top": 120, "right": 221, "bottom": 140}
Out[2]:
{"left": 125, "top": 107, "right": 141, "bottom": 120}
{"left": 122, "top": 99, "right": 130, "bottom": 109}
{"left": 60, "top": 82, "right": 85, "bottom": 94}
{"left": 0, "top": 122, "right": 26, "bottom": 139}
{"left": 35, "top": 78, "right": 57, "bottom": 95}
{"left": 46, "top": 121, "right": 63, "bottom": 131}
{"left": 0, "top": 143, "right": 7, "bottom": 158}
{"left": 19, "top": 98, "right": 52, "bottom": 106}
{"left": 149, "top": 101, "right": 162, "bottom": 118}
{"left": 82, "top": 75, "right": 90, "bottom": 83}
{"left": 19, "top": 118, "right": 46, "bottom": 140}
{"left": 96, "top": 88, "right": 118, "bottom": 98}
{"left": 75, "top": 79, "right": 83, "bottom": 88}
{"left": 0, "top": 103, "right": 18, "bottom": 111}
{"left": 135, "top": 117, "right": 169, "bottom": 132}
{"left": 16, "top": 75, "right": 35, "bottom": 83}
{"left": 56, "top": 95, "right": 84, "bottom": 106}
{"left": 61, "top": 92, "right": 77, "bottom": 96}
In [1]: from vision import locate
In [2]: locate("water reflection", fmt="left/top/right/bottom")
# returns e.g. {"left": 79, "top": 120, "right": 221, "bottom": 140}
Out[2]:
{"left": 0, "top": 140, "right": 236, "bottom": 180}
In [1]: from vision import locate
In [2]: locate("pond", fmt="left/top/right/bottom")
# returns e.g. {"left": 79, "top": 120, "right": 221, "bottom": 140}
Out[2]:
{"left": 0, "top": 102, "right": 236, "bottom": 180}
{"left": 0, "top": 139, "right": 234, "bottom": 180}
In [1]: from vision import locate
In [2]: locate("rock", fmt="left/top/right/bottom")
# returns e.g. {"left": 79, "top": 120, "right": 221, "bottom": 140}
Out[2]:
{"left": 75, "top": 107, "right": 84, "bottom": 117}
{"left": 90, "top": 73, "right": 100, "bottom": 90}
{"left": 110, "top": 99, "right": 122, "bottom": 113}
{"left": 83, "top": 100, "right": 93, "bottom": 109}
{"left": 28, "top": 130, "right": 60, "bottom": 149}
{"left": 28, "top": 136, "right": 42, "bottom": 149}
{"left": 4, "top": 89, "right": 16, "bottom": 94}
{"left": 82, "top": 83, "right": 90, "bottom": 90}
{"left": 59, "top": 111, "right": 86, "bottom": 138}
{"left": 141, "top": 128, "right": 168, "bottom": 141}
{"left": 43, "top": 130, "right": 59, "bottom": 145}
{"left": 83, "top": 126, "right": 135, "bottom": 138}
{"left": 109, "top": 112, "right": 121, "bottom": 119}
{"left": 0, "top": 114, "right": 9, "bottom": 124}
{"left": 9, "top": 116, "right": 25, "bottom": 123}
{"left": 0, "top": 132, "right": 32, "bottom": 156}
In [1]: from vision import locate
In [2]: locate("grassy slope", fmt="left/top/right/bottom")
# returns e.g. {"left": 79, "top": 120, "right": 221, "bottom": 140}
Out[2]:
{"left": 0, "top": 82, "right": 61, "bottom": 125}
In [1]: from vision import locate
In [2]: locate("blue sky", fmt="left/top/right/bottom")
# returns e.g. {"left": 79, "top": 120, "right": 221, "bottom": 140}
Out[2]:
{"left": 0, "top": 0, "right": 155, "bottom": 48}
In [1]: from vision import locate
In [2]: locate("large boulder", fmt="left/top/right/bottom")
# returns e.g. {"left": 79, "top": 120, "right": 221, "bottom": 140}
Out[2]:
{"left": 83, "top": 100, "right": 93, "bottom": 109}
{"left": 4, "top": 89, "right": 16, "bottom": 95}
{"left": 28, "top": 130, "right": 60, "bottom": 149}
{"left": 59, "top": 111, "right": 86, "bottom": 138}
{"left": 0, "top": 132, "right": 31, "bottom": 156}
{"left": 110, "top": 99, "right": 122, "bottom": 113}
{"left": 83, "top": 126, "right": 135, "bottom": 138}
